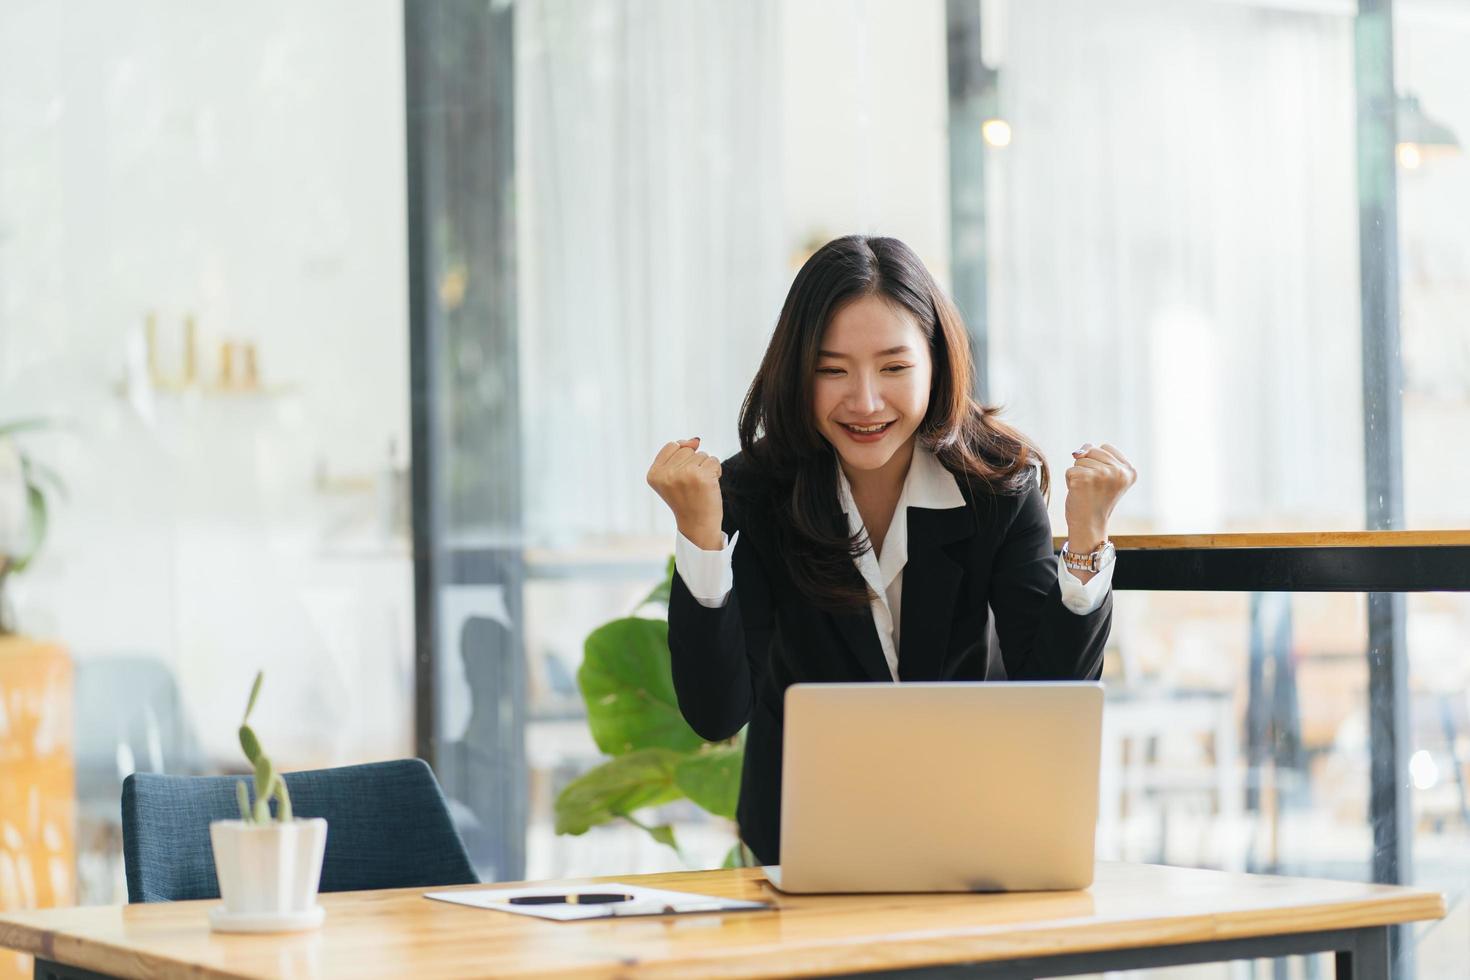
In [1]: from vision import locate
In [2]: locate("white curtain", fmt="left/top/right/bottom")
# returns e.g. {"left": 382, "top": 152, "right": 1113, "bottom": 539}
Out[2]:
{"left": 987, "top": 0, "right": 1362, "bottom": 533}
{"left": 516, "top": 0, "right": 785, "bottom": 547}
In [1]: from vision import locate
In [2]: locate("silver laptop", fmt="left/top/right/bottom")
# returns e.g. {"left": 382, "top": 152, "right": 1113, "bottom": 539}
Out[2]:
{"left": 765, "top": 681, "right": 1103, "bottom": 893}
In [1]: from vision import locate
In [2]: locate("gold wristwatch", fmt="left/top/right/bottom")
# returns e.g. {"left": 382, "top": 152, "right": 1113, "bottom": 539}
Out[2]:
{"left": 1062, "top": 540, "right": 1114, "bottom": 574}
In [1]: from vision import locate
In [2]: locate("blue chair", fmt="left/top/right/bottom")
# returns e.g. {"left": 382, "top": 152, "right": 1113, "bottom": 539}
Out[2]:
{"left": 121, "top": 758, "right": 478, "bottom": 903}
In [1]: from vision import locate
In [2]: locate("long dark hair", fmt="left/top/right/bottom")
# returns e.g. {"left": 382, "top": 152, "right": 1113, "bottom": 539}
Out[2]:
{"left": 737, "top": 234, "right": 1048, "bottom": 611}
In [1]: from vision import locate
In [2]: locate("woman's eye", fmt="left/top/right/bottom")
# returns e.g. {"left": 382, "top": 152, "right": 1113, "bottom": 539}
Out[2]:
{"left": 816, "top": 367, "right": 845, "bottom": 376}
{"left": 883, "top": 364, "right": 912, "bottom": 373}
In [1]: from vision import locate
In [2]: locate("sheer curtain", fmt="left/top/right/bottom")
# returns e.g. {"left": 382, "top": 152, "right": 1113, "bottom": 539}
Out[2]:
{"left": 516, "top": 0, "right": 785, "bottom": 550}
{"left": 986, "top": 0, "right": 1361, "bottom": 533}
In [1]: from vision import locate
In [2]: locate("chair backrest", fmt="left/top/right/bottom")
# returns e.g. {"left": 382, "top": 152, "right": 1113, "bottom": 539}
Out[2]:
{"left": 121, "top": 758, "right": 478, "bottom": 903}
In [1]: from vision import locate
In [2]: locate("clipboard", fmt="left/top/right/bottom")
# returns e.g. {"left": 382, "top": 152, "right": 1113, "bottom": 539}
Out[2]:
{"left": 424, "top": 883, "right": 772, "bottom": 921}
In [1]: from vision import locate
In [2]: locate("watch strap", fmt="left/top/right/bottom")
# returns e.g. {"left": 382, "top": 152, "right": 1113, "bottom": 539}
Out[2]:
{"left": 1062, "top": 540, "right": 1113, "bottom": 574}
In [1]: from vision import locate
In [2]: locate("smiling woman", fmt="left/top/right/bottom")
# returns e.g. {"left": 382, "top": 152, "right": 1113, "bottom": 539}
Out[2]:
{"left": 813, "top": 298, "right": 933, "bottom": 555}
{"left": 644, "top": 234, "right": 1135, "bottom": 864}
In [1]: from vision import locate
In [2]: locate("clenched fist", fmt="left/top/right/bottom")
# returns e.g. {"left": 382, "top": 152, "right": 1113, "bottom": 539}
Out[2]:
{"left": 647, "top": 437, "right": 724, "bottom": 551}
{"left": 1063, "top": 442, "right": 1137, "bottom": 552}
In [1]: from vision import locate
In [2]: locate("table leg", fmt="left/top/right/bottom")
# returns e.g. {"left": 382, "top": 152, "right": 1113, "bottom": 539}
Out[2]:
{"left": 33, "top": 959, "right": 119, "bottom": 980}
{"left": 1335, "top": 926, "right": 1391, "bottom": 980}
{"left": 855, "top": 926, "right": 1394, "bottom": 979}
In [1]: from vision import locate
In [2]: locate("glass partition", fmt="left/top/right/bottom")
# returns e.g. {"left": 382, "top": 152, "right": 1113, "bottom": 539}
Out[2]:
{"left": 0, "top": 1, "right": 413, "bottom": 919}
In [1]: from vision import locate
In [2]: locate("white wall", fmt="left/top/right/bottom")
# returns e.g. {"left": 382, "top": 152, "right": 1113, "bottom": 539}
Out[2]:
{"left": 0, "top": 0, "right": 413, "bottom": 765}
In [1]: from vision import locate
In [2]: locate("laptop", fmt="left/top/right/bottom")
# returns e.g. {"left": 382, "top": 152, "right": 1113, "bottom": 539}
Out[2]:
{"left": 765, "top": 681, "right": 1103, "bottom": 893}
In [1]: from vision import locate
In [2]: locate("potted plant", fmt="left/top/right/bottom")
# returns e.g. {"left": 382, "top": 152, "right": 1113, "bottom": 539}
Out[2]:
{"left": 0, "top": 418, "right": 65, "bottom": 635}
{"left": 554, "top": 560, "right": 754, "bottom": 868}
{"left": 208, "top": 671, "right": 328, "bottom": 932}
{"left": 0, "top": 418, "right": 78, "bottom": 914}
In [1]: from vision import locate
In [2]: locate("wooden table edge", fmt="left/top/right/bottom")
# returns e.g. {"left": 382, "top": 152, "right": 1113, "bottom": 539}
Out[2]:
{"left": 0, "top": 884, "right": 1447, "bottom": 980}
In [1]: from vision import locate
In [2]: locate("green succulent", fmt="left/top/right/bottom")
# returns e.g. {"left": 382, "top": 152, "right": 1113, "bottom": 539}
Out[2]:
{"left": 236, "top": 670, "right": 294, "bottom": 823}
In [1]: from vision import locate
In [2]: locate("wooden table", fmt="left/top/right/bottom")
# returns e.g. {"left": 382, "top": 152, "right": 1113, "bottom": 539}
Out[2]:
{"left": 0, "top": 863, "right": 1444, "bottom": 979}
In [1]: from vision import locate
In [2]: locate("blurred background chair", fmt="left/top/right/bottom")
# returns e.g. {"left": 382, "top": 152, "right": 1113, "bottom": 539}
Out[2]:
{"left": 121, "top": 758, "right": 477, "bottom": 903}
{"left": 73, "top": 655, "right": 205, "bottom": 903}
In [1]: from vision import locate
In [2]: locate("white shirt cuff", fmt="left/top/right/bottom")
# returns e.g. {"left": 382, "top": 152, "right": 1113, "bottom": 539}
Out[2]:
{"left": 674, "top": 529, "right": 738, "bottom": 608}
{"left": 1056, "top": 541, "right": 1114, "bottom": 616}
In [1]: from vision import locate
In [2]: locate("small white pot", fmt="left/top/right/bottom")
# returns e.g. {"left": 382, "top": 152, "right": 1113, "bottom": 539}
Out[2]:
{"left": 209, "top": 818, "right": 328, "bottom": 925}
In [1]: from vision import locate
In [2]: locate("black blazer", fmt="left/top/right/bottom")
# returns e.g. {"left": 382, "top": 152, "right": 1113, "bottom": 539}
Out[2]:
{"left": 667, "top": 452, "right": 1111, "bottom": 865}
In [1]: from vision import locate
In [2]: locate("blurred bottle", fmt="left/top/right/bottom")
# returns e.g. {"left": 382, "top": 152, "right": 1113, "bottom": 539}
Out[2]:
{"left": 241, "top": 342, "right": 259, "bottom": 390}
{"left": 217, "top": 340, "right": 236, "bottom": 390}
{"left": 379, "top": 437, "right": 410, "bottom": 541}
{"left": 182, "top": 315, "right": 198, "bottom": 387}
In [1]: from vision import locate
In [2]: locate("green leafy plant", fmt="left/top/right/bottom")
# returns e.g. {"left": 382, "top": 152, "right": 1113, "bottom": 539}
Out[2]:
{"left": 236, "top": 670, "right": 294, "bottom": 823}
{"left": 554, "top": 559, "right": 753, "bottom": 867}
{"left": 0, "top": 418, "right": 67, "bottom": 636}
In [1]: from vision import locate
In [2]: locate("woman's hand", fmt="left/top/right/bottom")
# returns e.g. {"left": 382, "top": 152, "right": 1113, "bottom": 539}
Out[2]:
{"left": 647, "top": 437, "right": 725, "bottom": 550}
{"left": 1063, "top": 442, "right": 1136, "bottom": 553}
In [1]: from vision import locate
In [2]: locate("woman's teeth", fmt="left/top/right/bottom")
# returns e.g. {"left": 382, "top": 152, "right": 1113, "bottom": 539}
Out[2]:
{"left": 842, "top": 422, "right": 892, "bottom": 434}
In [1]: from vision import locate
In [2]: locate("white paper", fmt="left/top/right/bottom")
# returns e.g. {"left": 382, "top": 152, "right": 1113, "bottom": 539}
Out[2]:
{"left": 424, "top": 883, "right": 770, "bottom": 921}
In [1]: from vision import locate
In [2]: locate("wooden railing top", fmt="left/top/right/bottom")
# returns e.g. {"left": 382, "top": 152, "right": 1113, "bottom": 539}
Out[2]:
{"left": 1054, "top": 530, "right": 1470, "bottom": 551}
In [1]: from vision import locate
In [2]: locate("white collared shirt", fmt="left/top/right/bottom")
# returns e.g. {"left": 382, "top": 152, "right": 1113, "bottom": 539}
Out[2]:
{"left": 674, "top": 447, "right": 1115, "bottom": 682}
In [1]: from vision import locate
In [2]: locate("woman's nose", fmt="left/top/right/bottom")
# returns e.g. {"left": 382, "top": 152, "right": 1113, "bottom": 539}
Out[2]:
{"left": 846, "top": 374, "right": 883, "bottom": 414}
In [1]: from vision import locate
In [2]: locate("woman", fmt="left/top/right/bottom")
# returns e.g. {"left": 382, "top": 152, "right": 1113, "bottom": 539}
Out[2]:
{"left": 646, "top": 235, "right": 1135, "bottom": 865}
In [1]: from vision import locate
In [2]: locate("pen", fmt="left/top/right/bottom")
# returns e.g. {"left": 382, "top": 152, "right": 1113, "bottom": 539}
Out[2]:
{"left": 508, "top": 893, "right": 635, "bottom": 906}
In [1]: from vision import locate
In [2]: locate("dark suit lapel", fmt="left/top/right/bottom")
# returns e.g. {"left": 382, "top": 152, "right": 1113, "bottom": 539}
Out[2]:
{"left": 832, "top": 606, "right": 892, "bottom": 682}
{"left": 813, "top": 494, "right": 894, "bottom": 683}
{"left": 898, "top": 505, "right": 975, "bottom": 682}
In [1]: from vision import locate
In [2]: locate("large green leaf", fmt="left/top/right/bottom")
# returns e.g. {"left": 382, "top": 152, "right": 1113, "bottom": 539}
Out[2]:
{"left": 554, "top": 748, "right": 685, "bottom": 835}
{"left": 674, "top": 744, "right": 743, "bottom": 819}
{"left": 645, "top": 823, "right": 678, "bottom": 850}
{"left": 721, "top": 841, "right": 756, "bottom": 869}
{"left": 579, "top": 617, "right": 703, "bottom": 756}
{"left": 624, "top": 816, "right": 680, "bottom": 854}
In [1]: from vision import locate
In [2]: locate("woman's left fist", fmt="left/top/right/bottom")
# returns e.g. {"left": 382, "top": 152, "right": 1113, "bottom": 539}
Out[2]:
{"left": 1063, "top": 442, "right": 1136, "bottom": 548}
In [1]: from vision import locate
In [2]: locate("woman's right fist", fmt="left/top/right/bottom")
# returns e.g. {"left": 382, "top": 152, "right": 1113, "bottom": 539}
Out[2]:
{"left": 647, "top": 437, "right": 724, "bottom": 550}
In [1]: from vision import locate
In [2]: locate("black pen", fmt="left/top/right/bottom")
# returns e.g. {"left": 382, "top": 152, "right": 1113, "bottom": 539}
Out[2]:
{"left": 508, "top": 892, "right": 635, "bottom": 906}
